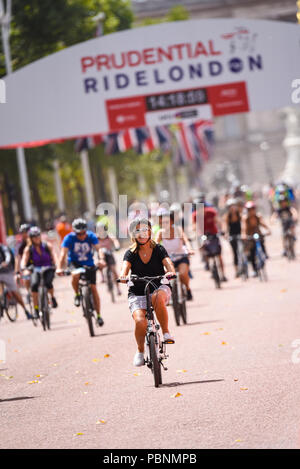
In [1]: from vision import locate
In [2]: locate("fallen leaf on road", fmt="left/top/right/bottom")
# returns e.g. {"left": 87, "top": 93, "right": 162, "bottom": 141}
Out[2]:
{"left": 240, "top": 387, "right": 248, "bottom": 391}
{"left": 104, "top": 354, "right": 110, "bottom": 358}
{"left": 171, "top": 392, "right": 182, "bottom": 398}
{"left": 234, "top": 378, "right": 239, "bottom": 382}
{"left": 234, "top": 439, "right": 242, "bottom": 443}
{"left": 221, "top": 341, "right": 228, "bottom": 345}
{"left": 176, "top": 370, "right": 187, "bottom": 373}
{"left": 92, "top": 358, "right": 102, "bottom": 363}
{"left": 280, "top": 289, "right": 287, "bottom": 293}
{"left": 202, "top": 332, "right": 211, "bottom": 335}
{"left": 27, "top": 380, "right": 40, "bottom": 384}
{"left": 96, "top": 419, "right": 107, "bottom": 424}
{"left": 133, "top": 373, "right": 141, "bottom": 377}
{"left": 84, "top": 382, "right": 91, "bottom": 386}
{"left": 74, "top": 433, "right": 84, "bottom": 436}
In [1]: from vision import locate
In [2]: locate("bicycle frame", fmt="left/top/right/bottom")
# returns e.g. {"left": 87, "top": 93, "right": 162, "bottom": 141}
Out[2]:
{"left": 124, "top": 274, "right": 176, "bottom": 387}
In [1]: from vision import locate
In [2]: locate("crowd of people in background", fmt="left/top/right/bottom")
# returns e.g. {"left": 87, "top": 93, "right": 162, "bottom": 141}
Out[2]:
{"left": 0, "top": 180, "right": 298, "bottom": 364}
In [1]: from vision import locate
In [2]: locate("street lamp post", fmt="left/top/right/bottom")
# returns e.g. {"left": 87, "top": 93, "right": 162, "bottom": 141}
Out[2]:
{"left": 0, "top": 0, "right": 33, "bottom": 222}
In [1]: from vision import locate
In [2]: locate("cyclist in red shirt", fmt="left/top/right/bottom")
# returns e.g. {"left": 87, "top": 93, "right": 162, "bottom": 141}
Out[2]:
{"left": 192, "top": 195, "right": 227, "bottom": 281}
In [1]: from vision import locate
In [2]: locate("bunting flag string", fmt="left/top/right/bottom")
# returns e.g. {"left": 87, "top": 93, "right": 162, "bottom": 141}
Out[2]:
{"left": 74, "top": 121, "right": 215, "bottom": 168}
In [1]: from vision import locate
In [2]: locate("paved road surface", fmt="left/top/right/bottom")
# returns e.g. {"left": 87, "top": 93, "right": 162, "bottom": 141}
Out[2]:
{"left": 1, "top": 225, "right": 300, "bottom": 449}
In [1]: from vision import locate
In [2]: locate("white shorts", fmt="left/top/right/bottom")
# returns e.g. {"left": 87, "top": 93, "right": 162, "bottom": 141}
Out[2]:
{"left": 128, "top": 285, "right": 171, "bottom": 315}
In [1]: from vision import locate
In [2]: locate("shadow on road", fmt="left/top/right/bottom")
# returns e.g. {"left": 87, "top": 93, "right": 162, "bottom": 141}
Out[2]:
{"left": 95, "top": 329, "right": 132, "bottom": 338}
{"left": 161, "top": 379, "right": 224, "bottom": 388}
{"left": 0, "top": 396, "right": 36, "bottom": 403}
{"left": 185, "top": 320, "right": 223, "bottom": 327}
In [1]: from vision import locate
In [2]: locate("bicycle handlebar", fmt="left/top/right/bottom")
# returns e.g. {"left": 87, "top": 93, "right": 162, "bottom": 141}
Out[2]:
{"left": 117, "top": 274, "right": 177, "bottom": 284}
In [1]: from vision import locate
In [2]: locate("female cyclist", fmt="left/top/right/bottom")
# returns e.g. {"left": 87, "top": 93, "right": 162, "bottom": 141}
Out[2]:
{"left": 155, "top": 211, "right": 194, "bottom": 300}
{"left": 21, "top": 227, "right": 58, "bottom": 319}
{"left": 118, "top": 218, "right": 176, "bottom": 367}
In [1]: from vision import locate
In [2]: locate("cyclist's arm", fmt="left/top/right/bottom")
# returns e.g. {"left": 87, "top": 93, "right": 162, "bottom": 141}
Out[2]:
{"left": 241, "top": 217, "right": 247, "bottom": 239}
{"left": 180, "top": 227, "right": 194, "bottom": 253}
{"left": 95, "top": 243, "right": 106, "bottom": 262}
{"left": 259, "top": 217, "right": 271, "bottom": 235}
{"left": 270, "top": 212, "right": 278, "bottom": 224}
{"left": 47, "top": 242, "right": 57, "bottom": 267}
{"left": 119, "top": 260, "right": 131, "bottom": 282}
{"left": 291, "top": 207, "right": 298, "bottom": 222}
{"left": 15, "top": 252, "right": 22, "bottom": 274}
{"left": 154, "top": 229, "right": 162, "bottom": 245}
{"left": 20, "top": 246, "right": 30, "bottom": 271}
{"left": 57, "top": 247, "right": 68, "bottom": 271}
{"left": 162, "top": 257, "right": 176, "bottom": 275}
{"left": 108, "top": 234, "right": 120, "bottom": 251}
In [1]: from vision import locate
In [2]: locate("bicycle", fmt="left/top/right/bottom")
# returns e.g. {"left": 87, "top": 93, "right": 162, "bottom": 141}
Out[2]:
{"left": 169, "top": 254, "right": 189, "bottom": 326}
{"left": 17, "top": 271, "right": 34, "bottom": 318}
{"left": 283, "top": 224, "right": 296, "bottom": 261}
{"left": 31, "top": 266, "right": 56, "bottom": 330}
{"left": 118, "top": 274, "right": 176, "bottom": 388}
{"left": 248, "top": 234, "right": 268, "bottom": 282}
{"left": 229, "top": 235, "right": 249, "bottom": 281}
{"left": 68, "top": 266, "right": 99, "bottom": 337}
{"left": 0, "top": 282, "right": 18, "bottom": 323}
{"left": 101, "top": 248, "right": 116, "bottom": 303}
{"left": 201, "top": 234, "right": 222, "bottom": 289}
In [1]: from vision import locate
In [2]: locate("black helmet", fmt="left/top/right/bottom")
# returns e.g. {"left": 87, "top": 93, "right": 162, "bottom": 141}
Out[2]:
{"left": 72, "top": 218, "right": 87, "bottom": 233}
{"left": 29, "top": 226, "right": 41, "bottom": 238}
{"left": 19, "top": 223, "right": 31, "bottom": 233}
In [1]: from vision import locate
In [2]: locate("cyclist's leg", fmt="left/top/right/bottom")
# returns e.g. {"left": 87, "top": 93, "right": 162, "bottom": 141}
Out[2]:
{"left": 31, "top": 271, "right": 40, "bottom": 310}
{"left": 2, "top": 273, "right": 32, "bottom": 318}
{"left": 230, "top": 239, "right": 239, "bottom": 275}
{"left": 132, "top": 308, "right": 147, "bottom": 353}
{"left": 44, "top": 269, "right": 57, "bottom": 307}
{"left": 87, "top": 267, "right": 101, "bottom": 315}
{"left": 90, "top": 284, "right": 100, "bottom": 314}
{"left": 151, "top": 288, "right": 172, "bottom": 337}
{"left": 71, "top": 272, "right": 80, "bottom": 295}
{"left": 177, "top": 260, "right": 193, "bottom": 300}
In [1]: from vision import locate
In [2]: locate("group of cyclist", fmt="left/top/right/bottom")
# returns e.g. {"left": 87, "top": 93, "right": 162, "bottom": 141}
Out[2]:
{"left": 0, "top": 180, "right": 298, "bottom": 367}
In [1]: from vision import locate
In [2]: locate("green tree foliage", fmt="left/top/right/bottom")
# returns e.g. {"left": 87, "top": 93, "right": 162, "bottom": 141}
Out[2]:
{"left": 0, "top": 0, "right": 134, "bottom": 230}
{"left": 138, "top": 4, "right": 189, "bottom": 27}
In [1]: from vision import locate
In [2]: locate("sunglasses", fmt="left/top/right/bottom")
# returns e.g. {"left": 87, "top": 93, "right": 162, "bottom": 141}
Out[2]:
{"left": 134, "top": 227, "right": 150, "bottom": 234}
{"left": 77, "top": 231, "right": 87, "bottom": 236}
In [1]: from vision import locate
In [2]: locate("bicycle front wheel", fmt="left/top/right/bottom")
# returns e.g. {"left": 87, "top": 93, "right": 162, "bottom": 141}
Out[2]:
{"left": 82, "top": 287, "right": 95, "bottom": 337}
{"left": 41, "top": 288, "right": 50, "bottom": 330}
{"left": 5, "top": 294, "right": 18, "bottom": 322}
{"left": 149, "top": 335, "right": 162, "bottom": 388}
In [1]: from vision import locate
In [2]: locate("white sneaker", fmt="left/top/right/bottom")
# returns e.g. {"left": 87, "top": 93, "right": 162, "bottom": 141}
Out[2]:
{"left": 133, "top": 352, "right": 145, "bottom": 367}
{"left": 163, "top": 333, "right": 175, "bottom": 344}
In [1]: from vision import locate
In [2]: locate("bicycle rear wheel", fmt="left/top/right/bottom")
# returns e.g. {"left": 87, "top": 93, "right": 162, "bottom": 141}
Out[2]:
{"left": 5, "top": 293, "right": 18, "bottom": 322}
{"left": 82, "top": 287, "right": 95, "bottom": 337}
{"left": 171, "top": 281, "right": 181, "bottom": 326}
{"left": 107, "top": 269, "right": 115, "bottom": 303}
{"left": 149, "top": 334, "right": 162, "bottom": 388}
{"left": 180, "top": 285, "right": 187, "bottom": 325}
{"left": 212, "top": 259, "right": 221, "bottom": 289}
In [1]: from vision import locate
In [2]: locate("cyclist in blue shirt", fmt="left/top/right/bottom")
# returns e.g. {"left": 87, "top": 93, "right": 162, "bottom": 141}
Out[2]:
{"left": 57, "top": 218, "right": 106, "bottom": 326}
